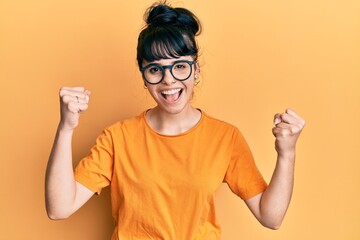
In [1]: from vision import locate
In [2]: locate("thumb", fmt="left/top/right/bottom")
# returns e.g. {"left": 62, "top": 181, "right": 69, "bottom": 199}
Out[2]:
{"left": 273, "top": 113, "right": 281, "bottom": 125}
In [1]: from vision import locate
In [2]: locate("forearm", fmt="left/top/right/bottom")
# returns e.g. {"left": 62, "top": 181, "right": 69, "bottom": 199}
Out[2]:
{"left": 259, "top": 151, "right": 295, "bottom": 229}
{"left": 246, "top": 108, "right": 304, "bottom": 229}
{"left": 45, "top": 124, "right": 77, "bottom": 219}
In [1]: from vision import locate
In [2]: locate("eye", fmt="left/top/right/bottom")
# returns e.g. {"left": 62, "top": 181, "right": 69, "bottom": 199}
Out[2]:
{"left": 174, "top": 63, "right": 187, "bottom": 70}
{"left": 149, "top": 66, "right": 161, "bottom": 74}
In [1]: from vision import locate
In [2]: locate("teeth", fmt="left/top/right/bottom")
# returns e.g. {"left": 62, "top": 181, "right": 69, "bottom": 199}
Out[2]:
{"left": 161, "top": 88, "right": 181, "bottom": 95}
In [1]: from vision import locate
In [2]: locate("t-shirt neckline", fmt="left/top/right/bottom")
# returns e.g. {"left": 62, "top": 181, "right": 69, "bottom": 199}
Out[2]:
{"left": 142, "top": 108, "right": 204, "bottom": 138}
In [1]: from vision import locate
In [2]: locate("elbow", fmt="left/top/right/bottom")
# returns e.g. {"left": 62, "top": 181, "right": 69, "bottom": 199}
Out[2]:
{"left": 261, "top": 219, "right": 283, "bottom": 230}
{"left": 266, "top": 223, "right": 282, "bottom": 231}
{"left": 257, "top": 205, "right": 285, "bottom": 230}
{"left": 46, "top": 207, "right": 72, "bottom": 221}
{"left": 260, "top": 218, "right": 283, "bottom": 230}
{"left": 47, "top": 213, "right": 68, "bottom": 221}
{"left": 47, "top": 212, "right": 71, "bottom": 221}
{"left": 45, "top": 200, "right": 74, "bottom": 220}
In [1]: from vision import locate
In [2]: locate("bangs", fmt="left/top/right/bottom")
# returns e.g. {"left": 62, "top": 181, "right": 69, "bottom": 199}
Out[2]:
{"left": 138, "top": 27, "right": 197, "bottom": 66}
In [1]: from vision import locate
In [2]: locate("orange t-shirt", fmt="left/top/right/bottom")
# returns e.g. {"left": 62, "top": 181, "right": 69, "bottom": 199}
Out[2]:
{"left": 74, "top": 110, "right": 267, "bottom": 240}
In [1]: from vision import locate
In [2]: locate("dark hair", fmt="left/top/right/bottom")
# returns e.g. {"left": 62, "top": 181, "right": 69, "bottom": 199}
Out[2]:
{"left": 137, "top": 1, "right": 201, "bottom": 68}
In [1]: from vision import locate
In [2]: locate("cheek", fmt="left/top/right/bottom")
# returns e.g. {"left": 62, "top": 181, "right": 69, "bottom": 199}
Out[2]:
{"left": 146, "top": 86, "right": 157, "bottom": 98}
{"left": 147, "top": 87, "right": 166, "bottom": 103}
{"left": 185, "top": 81, "right": 195, "bottom": 95}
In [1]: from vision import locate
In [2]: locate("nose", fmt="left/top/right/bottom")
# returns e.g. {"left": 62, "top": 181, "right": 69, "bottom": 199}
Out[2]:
{"left": 162, "top": 68, "right": 176, "bottom": 85}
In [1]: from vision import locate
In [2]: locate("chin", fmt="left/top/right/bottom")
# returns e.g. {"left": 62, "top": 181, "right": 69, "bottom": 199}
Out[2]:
{"left": 156, "top": 98, "right": 193, "bottom": 115}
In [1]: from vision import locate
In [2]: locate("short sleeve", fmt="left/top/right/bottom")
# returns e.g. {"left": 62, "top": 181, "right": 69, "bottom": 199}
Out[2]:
{"left": 224, "top": 128, "right": 267, "bottom": 200}
{"left": 74, "top": 128, "right": 114, "bottom": 195}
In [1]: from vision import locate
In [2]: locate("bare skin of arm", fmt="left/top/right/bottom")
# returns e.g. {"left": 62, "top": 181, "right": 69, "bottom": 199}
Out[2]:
{"left": 45, "top": 86, "right": 94, "bottom": 220}
{"left": 244, "top": 108, "right": 305, "bottom": 229}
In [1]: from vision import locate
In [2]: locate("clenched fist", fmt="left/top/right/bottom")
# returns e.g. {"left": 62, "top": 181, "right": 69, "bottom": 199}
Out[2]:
{"left": 59, "top": 86, "right": 91, "bottom": 131}
{"left": 272, "top": 108, "right": 305, "bottom": 158}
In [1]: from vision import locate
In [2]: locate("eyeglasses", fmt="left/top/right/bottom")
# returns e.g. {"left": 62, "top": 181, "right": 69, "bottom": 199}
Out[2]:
{"left": 140, "top": 60, "right": 195, "bottom": 85}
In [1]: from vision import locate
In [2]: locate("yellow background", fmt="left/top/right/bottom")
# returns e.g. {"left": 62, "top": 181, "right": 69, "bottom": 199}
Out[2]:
{"left": 1, "top": 0, "right": 359, "bottom": 239}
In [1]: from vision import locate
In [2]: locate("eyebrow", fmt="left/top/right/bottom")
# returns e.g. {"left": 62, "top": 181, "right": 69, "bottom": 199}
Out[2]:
{"left": 143, "top": 59, "right": 188, "bottom": 67}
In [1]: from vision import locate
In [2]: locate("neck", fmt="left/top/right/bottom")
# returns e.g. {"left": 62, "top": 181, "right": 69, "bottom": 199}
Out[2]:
{"left": 146, "top": 105, "right": 201, "bottom": 135}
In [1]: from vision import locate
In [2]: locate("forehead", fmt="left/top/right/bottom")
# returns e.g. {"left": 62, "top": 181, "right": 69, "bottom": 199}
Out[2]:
{"left": 143, "top": 55, "right": 194, "bottom": 66}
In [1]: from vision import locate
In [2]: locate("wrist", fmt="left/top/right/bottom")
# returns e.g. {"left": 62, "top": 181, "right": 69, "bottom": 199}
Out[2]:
{"left": 58, "top": 122, "right": 75, "bottom": 135}
{"left": 277, "top": 149, "right": 296, "bottom": 162}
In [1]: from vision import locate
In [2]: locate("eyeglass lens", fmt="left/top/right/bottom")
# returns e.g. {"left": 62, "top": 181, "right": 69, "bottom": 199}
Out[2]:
{"left": 143, "top": 61, "right": 192, "bottom": 84}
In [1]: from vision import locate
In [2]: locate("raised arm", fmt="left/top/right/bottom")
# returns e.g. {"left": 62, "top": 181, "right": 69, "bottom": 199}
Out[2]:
{"left": 245, "top": 108, "right": 305, "bottom": 229}
{"left": 45, "top": 86, "right": 94, "bottom": 220}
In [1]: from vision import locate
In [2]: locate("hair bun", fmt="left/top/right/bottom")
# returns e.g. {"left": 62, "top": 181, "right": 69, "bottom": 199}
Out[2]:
{"left": 146, "top": 3, "right": 200, "bottom": 35}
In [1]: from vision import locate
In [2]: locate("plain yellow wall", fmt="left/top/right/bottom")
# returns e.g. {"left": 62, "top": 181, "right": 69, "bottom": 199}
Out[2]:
{"left": 1, "top": 0, "right": 359, "bottom": 239}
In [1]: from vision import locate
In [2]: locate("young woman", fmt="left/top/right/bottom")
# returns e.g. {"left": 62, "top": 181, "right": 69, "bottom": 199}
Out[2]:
{"left": 45, "top": 2, "right": 305, "bottom": 239}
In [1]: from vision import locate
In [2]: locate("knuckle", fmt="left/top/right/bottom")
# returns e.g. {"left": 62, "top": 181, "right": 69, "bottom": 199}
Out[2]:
{"left": 280, "top": 129, "right": 291, "bottom": 137}
{"left": 59, "top": 88, "right": 66, "bottom": 96}
{"left": 62, "top": 95, "right": 72, "bottom": 102}
{"left": 289, "top": 127, "right": 297, "bottom": 135}
{"left": 82, "top": 104, "right": 89, "bottom": 111}
{"left": 67, "top": 102, "right": 78, "bottom": 112}
{"left": 280, "top": 131, "right": 288, "bottom": 137}
{"left": 272, "top": 127, "right": 277, "bottom": 134}
{"left": 301, "top": 119, "right": 306, "bottom": 127}
{"left": 66, "top": 102, "right": 73, "bottom": 110}
{"left": 295, "top": 122, "right": 304, "bottom": 131}
{"left": 274, "top": 129, "right": 285, "bottom": 138}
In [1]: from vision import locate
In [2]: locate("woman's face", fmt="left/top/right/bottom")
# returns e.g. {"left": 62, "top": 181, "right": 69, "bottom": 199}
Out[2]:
{"left": 142, "top": 55, "right": 199, "bottom": 115}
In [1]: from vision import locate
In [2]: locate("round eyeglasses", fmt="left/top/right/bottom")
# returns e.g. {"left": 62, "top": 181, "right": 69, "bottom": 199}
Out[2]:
{"left": 140, "top": 60, "right": 195, "bottom": 85}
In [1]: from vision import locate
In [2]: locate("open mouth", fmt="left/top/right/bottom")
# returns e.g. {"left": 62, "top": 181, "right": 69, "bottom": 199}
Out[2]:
{"left": 161, "top": 88, "right": 183, "bottom": 103}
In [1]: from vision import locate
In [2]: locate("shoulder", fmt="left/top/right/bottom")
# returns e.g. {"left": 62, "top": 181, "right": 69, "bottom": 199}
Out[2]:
{"left": 199, "top": 111, "right": 249, "bottom": 147}
{"left": 103, "top": 111, "right": 146, "bottom": 135}
{"left": 202, "top": 111, "right": 239, "bottom": 133}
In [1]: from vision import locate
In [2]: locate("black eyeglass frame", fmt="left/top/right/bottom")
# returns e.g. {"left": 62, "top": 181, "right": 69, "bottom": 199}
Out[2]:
{"left": 140, "top": 60, "right": 195, "bottom": 85}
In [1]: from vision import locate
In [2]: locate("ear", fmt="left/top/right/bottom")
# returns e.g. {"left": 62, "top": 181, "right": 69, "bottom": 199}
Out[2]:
{"left": 194, "top": 62, "right": 200, "bottom": 79}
